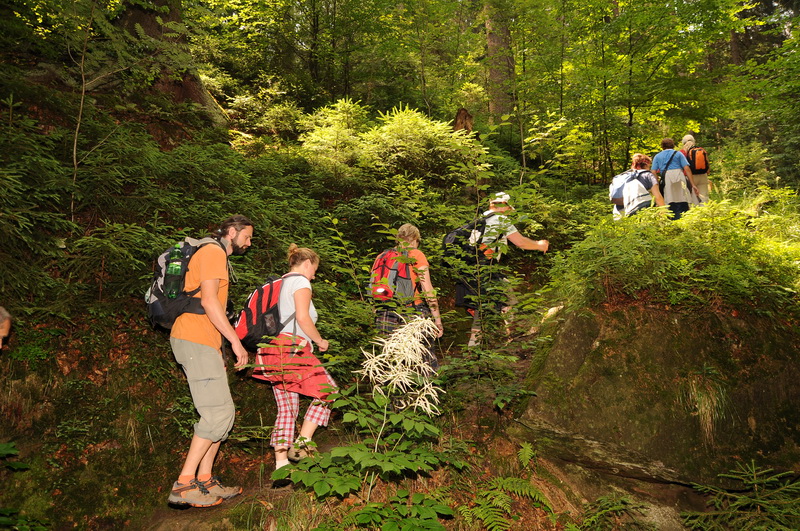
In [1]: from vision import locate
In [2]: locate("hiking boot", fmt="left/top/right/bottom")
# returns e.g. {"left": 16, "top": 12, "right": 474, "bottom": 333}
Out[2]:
{"left": 168, "top": 479, "right": 223, "bottom": 508}
{"left": 287, "top": 438, "right": 315, "bottom": 462}
{"left": 271, "top": 477, "right": 292, "bottom": 489}
{"left": 199, "top": 476, "right": 242, "bottom": 500}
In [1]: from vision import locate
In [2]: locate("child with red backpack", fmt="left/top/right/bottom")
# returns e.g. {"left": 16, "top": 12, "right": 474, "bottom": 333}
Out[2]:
{"left": 369, "top": 224, "right": 444, "bottom": 366}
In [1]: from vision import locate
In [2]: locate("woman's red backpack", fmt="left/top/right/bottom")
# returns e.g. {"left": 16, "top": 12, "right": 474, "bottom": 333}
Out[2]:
{"left": 234, "top": 273, "right": 302, "bottom": 352}
{"left": 369, "top": 248, "right": 415, "bottom": 305}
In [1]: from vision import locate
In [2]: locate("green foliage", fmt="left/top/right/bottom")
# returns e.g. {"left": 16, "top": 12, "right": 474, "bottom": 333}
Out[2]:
{"left": 568, "top": 494, "right": 649, "bottom": 530}
{"left": 517, "top": 442, "right": 537, "bottom": 469}
{"left": 682, "top": 461, "right": 800, "bottom": 530}
{"left": 359, "top": 106, "right": 485, "bottom": 185}
{"left": 274, "top": 385, "right": 446, "bottom": 499}
{"left": 0, "top": 111, "right": 76, "bottom": 308}
{"left": 458, "top": 476, "right": 552, "bottom": 531}
{"left": 439, "top": 348, "right": 525, "bottom": 411}
{"left": 0, "top": 443, "right": 48, "bottom": 530}
{"left": 0, "top": 442, "right": 29, "bottom": 472}
{"left": 6, "top": 326, "right": 63, "bottom": 370}
{"left": 65, "top": 222, "right": 152, "bottom": 301}
{"left": 320, "top": 490, "right": 453, "bottom": 531}
{"left": 713, "top": 131, "right": 777, "bottom": 197}
{"left": 168, "top": 395, "right": 199, "bottom": 440}
{"left": 550, "top": 198, "right": 800, "bottom": 314}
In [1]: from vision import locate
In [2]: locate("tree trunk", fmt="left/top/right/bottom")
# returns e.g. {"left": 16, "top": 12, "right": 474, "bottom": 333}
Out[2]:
{"left": 483, "top": 0, "right": 515, "bottom": 123}
{"left": 117, "top": 0, "right": 227, "bottom": 127}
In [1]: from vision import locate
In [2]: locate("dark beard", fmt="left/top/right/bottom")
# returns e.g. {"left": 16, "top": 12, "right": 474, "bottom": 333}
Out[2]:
{"left": 231, "top": 242, "right": 248, "bottom": 256}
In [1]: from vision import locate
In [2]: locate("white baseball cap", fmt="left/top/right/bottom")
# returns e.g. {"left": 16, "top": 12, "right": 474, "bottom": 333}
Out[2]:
{"left": 489, "top": 192, "right": 511, "bottom": 204}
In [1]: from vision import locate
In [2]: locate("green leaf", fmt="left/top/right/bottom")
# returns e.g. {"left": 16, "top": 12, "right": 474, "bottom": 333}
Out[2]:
{"left": 313, "top": 480, "right": 331, "bottom": 496}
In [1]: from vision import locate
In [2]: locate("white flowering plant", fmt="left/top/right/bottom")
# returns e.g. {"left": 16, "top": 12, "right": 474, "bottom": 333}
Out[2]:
{"left": 274, "top": 316, "right": 456, "bottom": 526}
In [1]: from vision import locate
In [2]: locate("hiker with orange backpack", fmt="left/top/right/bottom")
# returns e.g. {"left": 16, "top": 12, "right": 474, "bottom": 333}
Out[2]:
{"left": 681, "top": 134, "right": 711, "bottom": 204}
{"left": 370, "top": 224, "right": 444, "bottom": 365}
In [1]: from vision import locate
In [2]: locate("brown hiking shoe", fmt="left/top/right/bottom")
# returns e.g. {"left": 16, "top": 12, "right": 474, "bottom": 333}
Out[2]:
{"left": 167, "top": 479, "right": 222, "bottom": 508}
{"left": 287, "top": 438, "right": 315, "bottom": 462}
{"left": 199, "top": 476, "right": 242, "bottom": 499}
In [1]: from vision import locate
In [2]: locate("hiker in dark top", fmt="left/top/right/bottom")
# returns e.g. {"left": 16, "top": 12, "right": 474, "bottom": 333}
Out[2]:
{"left": 462, "top": 192, "right": 549, "bottom": 347}
{"left": 651, "top": 138, "right": 699, "bottom": 220}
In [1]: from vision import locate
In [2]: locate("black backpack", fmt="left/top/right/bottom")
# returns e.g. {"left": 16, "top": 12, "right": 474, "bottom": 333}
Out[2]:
{"left": 234, "top": 274, "right": 302, "bottom": 352}
{"left": 145, "top": 237, "right": 224, "bottom": 330}
{"left": 442, "top": 213, "right": 497, "bottom": 265}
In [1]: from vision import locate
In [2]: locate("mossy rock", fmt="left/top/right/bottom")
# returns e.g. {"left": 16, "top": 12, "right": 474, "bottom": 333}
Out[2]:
{"left": 512, "top": 306, "right": 800, "bottom": 484}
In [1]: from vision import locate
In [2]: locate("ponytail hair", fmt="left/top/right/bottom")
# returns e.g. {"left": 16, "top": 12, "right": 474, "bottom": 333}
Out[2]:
{"left": 288, "top": 244, "right": 319, "bottom": 268}
{"left": 214, "top": 215, "right": 253, "bottom": 239}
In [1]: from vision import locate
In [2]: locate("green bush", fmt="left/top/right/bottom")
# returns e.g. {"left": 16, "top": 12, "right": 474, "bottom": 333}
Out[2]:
{"left": 358, "top": 106, "right": 486, "bottom": 186}
{"left": 550, "top": 197, "right": 800, "bottom": 313}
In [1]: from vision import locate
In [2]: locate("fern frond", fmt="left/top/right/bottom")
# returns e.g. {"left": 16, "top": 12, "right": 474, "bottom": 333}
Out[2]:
{"left": 481, "top": 489, "right": 514, "bottom": 512}
{"left": 472, "top": 503, "right": 512, "bottom": 531}
{"left": 517, "top": 442, "right": 535, "bottom": 468}
{"left": 487, "top": 476, "right": 553, "bottom": 512}
{"left": 457, "top": 505, "right": 477, "bottom": 525}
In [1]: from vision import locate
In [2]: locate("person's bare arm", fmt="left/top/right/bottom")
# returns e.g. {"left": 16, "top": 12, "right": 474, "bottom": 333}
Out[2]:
{"left": 417, "top": 266, "right": 443, "bottom": 337}
{"left": 650, "top": 186, "right": 666, "bottom": 207}
{"left": 200, "top": 278, "right": 248, "bottom": 369}
{"left": 294, "top": 288, "right": 328, "bottom": 352}
{"left": 507, "top": 231, "right": 549, "bottom": 252}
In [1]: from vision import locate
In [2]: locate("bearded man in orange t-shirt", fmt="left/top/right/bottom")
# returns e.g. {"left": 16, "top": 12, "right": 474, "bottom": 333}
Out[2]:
{"left": 167, "top": 215, "right": 253, "bottom": 508}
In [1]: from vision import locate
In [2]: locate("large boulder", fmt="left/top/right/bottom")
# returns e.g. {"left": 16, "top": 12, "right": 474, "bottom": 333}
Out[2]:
{"left": 511, "top": 306, "right": 800, "bottom": 484}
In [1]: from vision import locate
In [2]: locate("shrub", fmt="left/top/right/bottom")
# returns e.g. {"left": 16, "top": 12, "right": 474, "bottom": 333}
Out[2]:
{"left": 358, "top": 106, "right": 486, "bottom": 186}
{"left": 550, "top": 197, "right": 800, "bottom": 314}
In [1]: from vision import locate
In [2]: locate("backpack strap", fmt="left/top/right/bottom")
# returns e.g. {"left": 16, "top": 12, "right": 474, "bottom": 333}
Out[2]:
{"left": 477, "top": 212, "right": 497, "bottom": 240}
{"left": 181, "top": 237, "right": 228, "bottom": 300}
{"left": 625, "top": 170, "right": 653, "bottom": 204}
{"left": 660, "top": 151, "right": 678, "bottom": 181}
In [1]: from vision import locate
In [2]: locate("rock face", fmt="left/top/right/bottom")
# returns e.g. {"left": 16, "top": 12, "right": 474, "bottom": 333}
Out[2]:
{"left": 512, "top": 306, "right": 800, "bottom": 485}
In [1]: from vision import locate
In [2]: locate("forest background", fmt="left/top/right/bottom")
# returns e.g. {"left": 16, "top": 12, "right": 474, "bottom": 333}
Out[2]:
{"left": 2, "top": 0, "right": 800, "bottom": 528}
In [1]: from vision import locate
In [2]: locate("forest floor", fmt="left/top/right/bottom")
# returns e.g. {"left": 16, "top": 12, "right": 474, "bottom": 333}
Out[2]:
{"left": 138, "top": 342, "right": 705, "bottom": 531}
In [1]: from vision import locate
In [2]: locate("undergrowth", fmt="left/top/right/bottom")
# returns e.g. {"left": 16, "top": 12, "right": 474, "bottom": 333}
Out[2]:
{"left": 682, "top": 461, "right": 800, "bottom": 530}
{"left": 551, "top": 191, "right": 800, "bottom": 315}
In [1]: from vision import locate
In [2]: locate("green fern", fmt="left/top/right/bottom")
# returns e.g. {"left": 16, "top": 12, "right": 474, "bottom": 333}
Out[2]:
{"left": 572, "top": 494, "right": 648, "bottom": 530}
{"left": 517, "top": 442, "right": 536, "bottom": 469}
{"left": 458, "top": 475, "right": 553, "bottom": 530}
{"left": 487, "top": 476, "right": 553, "bottom": 511}
{"left": 458, "top": 504, "right": 512, "bottom": 531}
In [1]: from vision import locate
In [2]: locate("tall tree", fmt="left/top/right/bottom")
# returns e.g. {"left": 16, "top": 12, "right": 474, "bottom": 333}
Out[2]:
{"left": 483, "top": 0, "right": 515, "bottom": 122}
{"left": 117, "top": 0, "right": 226, "bottom": 125}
